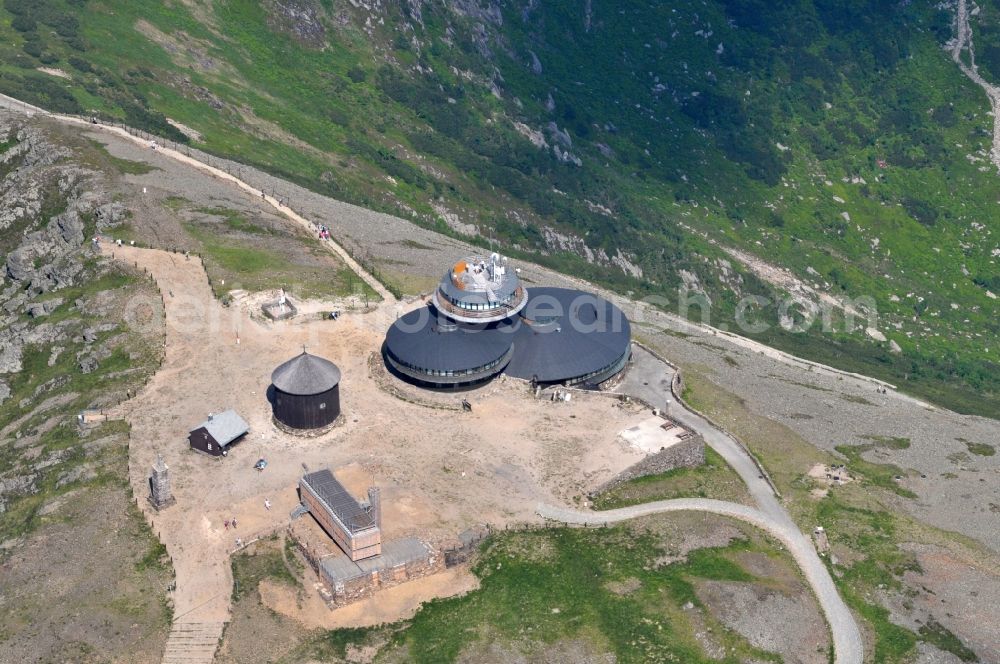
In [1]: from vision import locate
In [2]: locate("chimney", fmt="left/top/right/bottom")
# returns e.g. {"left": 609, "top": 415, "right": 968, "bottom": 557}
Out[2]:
{"left": 367, "top": 486, "right": 381, "bottom": 529}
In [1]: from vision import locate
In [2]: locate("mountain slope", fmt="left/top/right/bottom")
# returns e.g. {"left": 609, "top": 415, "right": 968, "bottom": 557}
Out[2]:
{"left": 0, "top": 0, "right": 996, "bottom": 415}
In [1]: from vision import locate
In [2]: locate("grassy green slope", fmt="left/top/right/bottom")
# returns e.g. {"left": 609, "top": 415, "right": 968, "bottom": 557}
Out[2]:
{"left": 0, "top": 0, "right": 996, "bottom": 415}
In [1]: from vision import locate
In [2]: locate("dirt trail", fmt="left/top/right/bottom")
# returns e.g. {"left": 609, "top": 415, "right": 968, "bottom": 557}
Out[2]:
{"left": 950, "top": 0, "right": 1000, "bottom": 169}
{"left": 0, "top": 92, "right": 394, "bottom": 303}
{"left": 110, "top": 246, "right": 240, "bottom": 625}
{"left": 540, "top": 499, "right": 863, "bottom": 664}
{"left": 99, "top": 243, "right": 653, "bottom": 656}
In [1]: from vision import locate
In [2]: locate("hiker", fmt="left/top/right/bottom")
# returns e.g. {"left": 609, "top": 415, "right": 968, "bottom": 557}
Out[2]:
{"left": 264, "top": 499, "right": 271, "bottom": 511}
{"left": 224, "top": 519, "right": 230, "bottom": 530}
{"left": 231, "top": 517, "right": 237, "bottom": 529}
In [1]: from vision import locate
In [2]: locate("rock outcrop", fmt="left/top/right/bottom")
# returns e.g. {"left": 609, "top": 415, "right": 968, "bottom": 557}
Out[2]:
{"left": 0, "top": 115, "right": 128, "bottom": 378}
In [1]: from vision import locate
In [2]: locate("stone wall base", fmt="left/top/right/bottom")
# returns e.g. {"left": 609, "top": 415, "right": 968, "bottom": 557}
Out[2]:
{"left": 149, "top": 495, "right": 176, "bottom": 511}
{"left": 323, "top": 550, "right": 445, "bottom": 608}
{"left": 595, "top": 434, "right": 706, "bottom": 495}
{"left": 271, "top": 413, "right": 344, "bottom": 437}
{"left": 262, "top": 299, "right": 297, "bottom": 320}
{"left": 288, "top": 522, "right": 445, "bottom": 609}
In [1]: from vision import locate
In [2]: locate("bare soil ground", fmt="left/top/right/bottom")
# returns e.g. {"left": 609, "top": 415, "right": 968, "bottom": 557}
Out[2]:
{"left": 259, "top": 566, "right": 480, "bottom": 630}
{"left": 64, "top": 114, "right": 1000, "bottom": 657}
{"left": 111, "top": 244, "right": 651, "bottom": 626}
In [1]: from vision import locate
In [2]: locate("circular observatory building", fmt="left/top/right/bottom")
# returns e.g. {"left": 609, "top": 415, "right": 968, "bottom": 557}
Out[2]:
{"left": 383, "top": 254, "right": 631, "bottom": 390}
{"left": 432, "top": 253, "right": 527, "bottom": 323}
{"left": 270, "top": 351, "right": 342, "bottom": 432}
{"left": 383, "top": 310, "right": 514, "bottom": 388}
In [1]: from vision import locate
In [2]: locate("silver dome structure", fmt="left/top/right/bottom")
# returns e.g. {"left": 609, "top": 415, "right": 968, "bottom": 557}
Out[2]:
{"left": 431, "top": 253, "right": 528, "bottom": 324}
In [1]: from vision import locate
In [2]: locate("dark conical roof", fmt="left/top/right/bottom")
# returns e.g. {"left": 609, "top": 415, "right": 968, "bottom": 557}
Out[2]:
{"left": 271, "top": 352, "right": 341, "bottom": 395}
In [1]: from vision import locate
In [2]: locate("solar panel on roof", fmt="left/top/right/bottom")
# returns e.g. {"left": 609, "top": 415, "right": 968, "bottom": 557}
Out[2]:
{"left": 301, "top": 469, "right": 376, "bottom": 534}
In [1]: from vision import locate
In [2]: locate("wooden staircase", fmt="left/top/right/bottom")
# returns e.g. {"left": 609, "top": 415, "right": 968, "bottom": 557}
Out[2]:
{"left": 161, "top": 621, "right": 225, "bottom": 664}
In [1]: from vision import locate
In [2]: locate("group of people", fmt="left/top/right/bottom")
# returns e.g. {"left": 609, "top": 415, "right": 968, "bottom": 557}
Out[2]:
{"left": 224, "top": 497, "right": 273, "bottom": 549}
{"left": 318, "top": 224, "right": 331, "bottom": 240}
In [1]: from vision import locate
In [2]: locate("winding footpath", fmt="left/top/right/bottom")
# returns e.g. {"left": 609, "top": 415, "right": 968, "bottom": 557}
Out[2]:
{"left": 538, "top": 499, "right": 862, "bottom": 663}
{"left": 0, "top": 93, "right": 394, "bottom": 303}
{"left": 541, "top": 352, "right": 864, "bottom": 663}
{"left": 539, "top": 499, "right": 860, "bottom": 662}
{"left": 951, "top": 0, "right": 1000, "bottom": 170}
{"left": 0, "top": 92, "right": 862, "bottom": 662}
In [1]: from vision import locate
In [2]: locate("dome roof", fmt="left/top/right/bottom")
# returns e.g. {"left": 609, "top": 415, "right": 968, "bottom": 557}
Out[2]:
{"left": 384, "top": 306, "right": 514, "bottom": 374}
{"left": 271, "top": 352, "right": 341, "bottom": 395}
{"left": 504, "top": 287, "right": 631, "bottom": 384}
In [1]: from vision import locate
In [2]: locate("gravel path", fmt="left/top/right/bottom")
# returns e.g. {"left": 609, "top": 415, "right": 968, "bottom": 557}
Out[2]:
{"left": 538, "top": 499, "right": 863, "bottom": 664}
{"left": 950, "top": 0, "right": 1000, "bottom": 169}
{"left": 614, "top": 345, "right": 782, "bottom": 515}
{"left": 666, "top": 396, "right": 785, "bottom": 515}
{"left": 0, "top": 93, "right": 395, "bottom": 303}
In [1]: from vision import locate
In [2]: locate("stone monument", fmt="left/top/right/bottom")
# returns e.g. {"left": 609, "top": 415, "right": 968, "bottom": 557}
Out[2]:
{"left": 149, "top": 453, "right": 176, "bottom": 510}
{"left": 262, "top": 287, "right": 297, "bottom": 320}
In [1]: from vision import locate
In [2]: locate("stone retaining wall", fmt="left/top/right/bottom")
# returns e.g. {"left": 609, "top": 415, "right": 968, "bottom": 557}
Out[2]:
{"left": 322, "top": 546, "right": 444, "bottom": 607}
{"left": 595, "top": 433, "right": 705, "bottom": 494}
{"left": 289, "top": 519, "right": 445, "bottom": 608}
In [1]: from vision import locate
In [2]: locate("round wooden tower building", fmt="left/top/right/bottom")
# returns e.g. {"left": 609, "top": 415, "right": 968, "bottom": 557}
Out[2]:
{"left": 270, "top": 351, "right": 342, "bottom": 433}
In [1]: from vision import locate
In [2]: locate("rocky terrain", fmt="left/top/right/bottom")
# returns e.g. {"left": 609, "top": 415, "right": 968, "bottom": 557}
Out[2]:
{"left": 0, "top": 119, "right": 128, "bottom": 382}
{"left": 0, "top": 0, "right": 996, "bottom": 416}
{"left": 71, "top": 103, "right": 999, "bottom": 663}
{"left": 0, "top": 113, "right": 171, "bottom": 662}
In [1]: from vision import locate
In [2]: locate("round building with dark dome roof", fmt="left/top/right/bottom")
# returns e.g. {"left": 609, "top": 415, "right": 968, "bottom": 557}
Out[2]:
{"left": 383, "top": 308, "right": 514, "bottom": 388}
{"left": 504, "top": 287, "right": 631, "bottom": 387}
{"left": 270, "top": 351, "right": 342, "bottom": 431}
{"left": 383, "top": 254, "right": 633, "bottom": 391}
